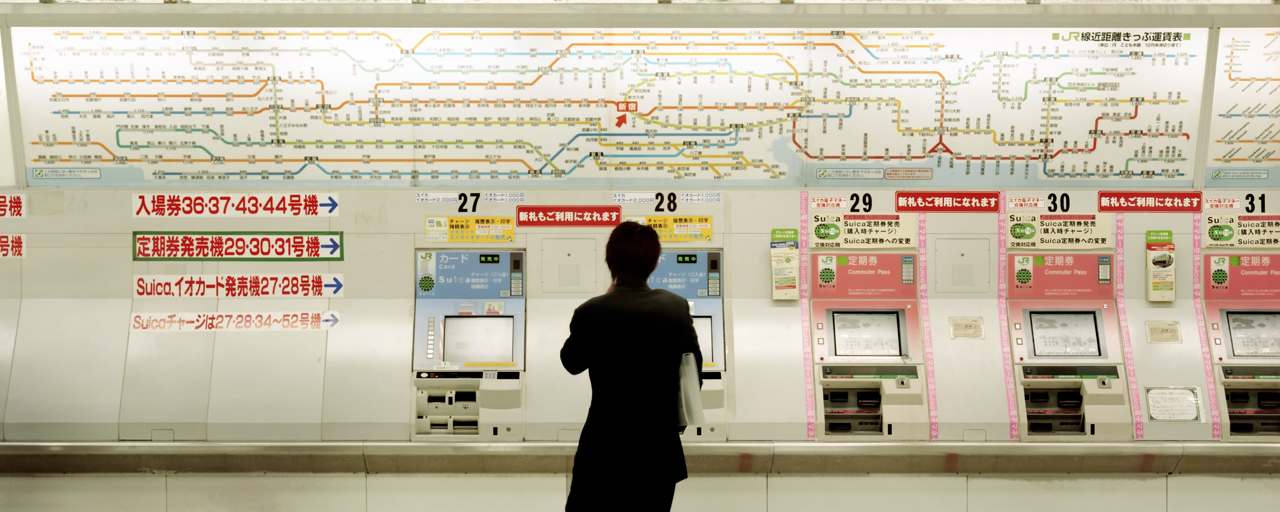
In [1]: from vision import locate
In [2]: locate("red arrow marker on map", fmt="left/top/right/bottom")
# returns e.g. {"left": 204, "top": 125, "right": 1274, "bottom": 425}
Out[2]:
{"left": 615, "top": 114, "right": 627, "bottom": 128}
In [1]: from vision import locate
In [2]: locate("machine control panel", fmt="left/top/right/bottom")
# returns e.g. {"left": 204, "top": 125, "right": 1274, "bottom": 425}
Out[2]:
{"left": 414, "top": 250, "right": 527, "bottom": 372}
{"left": 648, "top": 251, "right": 725, "bottom": 371}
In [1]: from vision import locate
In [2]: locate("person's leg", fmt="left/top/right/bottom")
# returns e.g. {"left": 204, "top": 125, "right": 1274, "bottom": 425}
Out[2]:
{"left": 653, "top": 481, "right": 677, "bottom": 511}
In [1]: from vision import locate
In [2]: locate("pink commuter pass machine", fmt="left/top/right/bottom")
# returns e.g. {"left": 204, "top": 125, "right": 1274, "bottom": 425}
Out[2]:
{"left": 1203, "top": 254, "right": 1280, "bottom": 440}
{"left": 809, "top": 253, "right": 928, "bottom": 441}
{"left": 1006, "top": 253, "right": 1134, "bottom": 441}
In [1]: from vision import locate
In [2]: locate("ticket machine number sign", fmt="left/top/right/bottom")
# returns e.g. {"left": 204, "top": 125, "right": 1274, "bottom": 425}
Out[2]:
{"left": 1009, "top": 254, "right": 1114, "bottom": 300}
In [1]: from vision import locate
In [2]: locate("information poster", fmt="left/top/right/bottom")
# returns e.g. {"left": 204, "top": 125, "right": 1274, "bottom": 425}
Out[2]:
{"left": 1202, "top": 214, "right": 1280, "bottom": 248}
{"left": 14, "top": 27, "right": 1206, "bottom": 188}
{"left": 623, "top": 215, "right": 713, "bottom": 242}
{"left": 1145, "top": 387, "right": 1201, "bottom": 422}
{"left": 1006, "top": 213, "right": 1114, "bottom": 250}
{"left": 1205, "top": 28, "right": 1280, "bottom": 188}
{"left": 810, "top": 213, "right": 916, "bottom": 249}
{"left": 425, "top": 217, "right": 514, "bottom": 243}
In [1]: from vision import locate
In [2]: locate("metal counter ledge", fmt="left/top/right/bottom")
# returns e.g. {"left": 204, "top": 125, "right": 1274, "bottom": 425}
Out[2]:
{"left": 1, "top": 442, "right": 1277, "bottom": 475}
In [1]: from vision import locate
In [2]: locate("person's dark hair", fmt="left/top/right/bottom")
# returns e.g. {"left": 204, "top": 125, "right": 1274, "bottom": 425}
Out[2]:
{"left": 605, "top": 221, "right": 661, "bottom": 280}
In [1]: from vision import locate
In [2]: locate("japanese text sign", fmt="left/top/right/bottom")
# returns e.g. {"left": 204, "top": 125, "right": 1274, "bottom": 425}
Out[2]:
{"left": 623, "top": 216, "right": 713, "bottom": 242}
{"left": 1203, "top": 215, "right": 1280, "bottom": 249}
{"left": 426, "top": 217, "right": 514, "bottom": 243}
{"left": 134, "top": 274, "right": 345, "bottom": 298}
{"left": 516, "top": 205, "right": 621, "bottom": 227}
{"left": 810, "top": 213, "right": 916, "bottom": 249}
{"left": 0, "top": 194, "right": 24, "bottom": 218}
{"left": 896, "top": 191, "right": 1000, "bottom": 212}
{"left": 133, "top": 193, "right": 339, "bottom": 217}
{"left": 0, "top": 234, "right": 25, "bottom": 258}
{"left": 1098, "top": 191, "right": 1202, "bottom": 212}
{"left": 1007, "top": 213, "right": 1114, "bottom": 250}
{"left": 131, "top": 311, "right": 339, "bottom": 332}
{"left": 133, "top": 231, "right": 344, "bottom": 261}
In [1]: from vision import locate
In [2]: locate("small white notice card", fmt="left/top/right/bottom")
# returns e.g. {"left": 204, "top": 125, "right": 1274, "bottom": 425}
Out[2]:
{"left": 1146, "top": 387, "right": 1201, "bottom": 422}
{"left": 949, "top": 317, "right": 985, "bottom": 340}
{"left": 1145, "top": 321, "right": 1182, "bottom": 344}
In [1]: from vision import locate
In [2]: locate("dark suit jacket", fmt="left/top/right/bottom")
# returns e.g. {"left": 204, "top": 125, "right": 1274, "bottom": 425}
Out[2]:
{"left": 561, "top": 283, "right": 703, "bottom": 486}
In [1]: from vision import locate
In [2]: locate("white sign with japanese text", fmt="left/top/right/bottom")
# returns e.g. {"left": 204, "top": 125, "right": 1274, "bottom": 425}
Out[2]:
{"left": 0, "top": 194, "right": 25, "bottom": 218}
{"left": 1203, "top": 214, "right": 1280, "bottom": 249}
{"left": 0, "top": 234, "right": 26, "bottom": 258}
{"left": 133, "top": 193, "right": 339, "bottom": 217}
{"left": 810, "top": 213, "right": 917, "bottom": 249}
{"left": 131, "top": 311, "right": 340, "bottom": 332}
{"left": 1007, "top": 213, "right": 1114, "bottom": 250}
{"left": 134, "top": 274, "right": 344, "bottom": 298}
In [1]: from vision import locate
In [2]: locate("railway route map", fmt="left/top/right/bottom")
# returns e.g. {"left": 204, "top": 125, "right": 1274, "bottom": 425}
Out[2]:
{"left": 14, "top": 27, "right": 1207, "bottom": 188}
{"left": 1206, "top": 28, "right": 1279, "bottom": 189}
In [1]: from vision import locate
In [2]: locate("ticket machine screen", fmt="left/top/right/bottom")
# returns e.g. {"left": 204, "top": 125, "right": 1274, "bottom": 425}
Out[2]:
{"left": 1029, "top": 312, "right": 1102, "bottom": 357}
{"left": 1226, "top": 312, "right": 1280, "bottom": 357}
{"left": 693, "top": 316, "right": 715, "bottom": 363}
{"left": 443, "top": 316, "right": 515, "bottom": 363}
{"left": 832, "top": 312, "right": 904, "bottom": 357}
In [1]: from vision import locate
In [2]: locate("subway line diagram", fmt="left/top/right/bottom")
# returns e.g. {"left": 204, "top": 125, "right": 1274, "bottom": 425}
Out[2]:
{"left": 15, "top": 27, "right": 1207, "bottom": 187}
{"left": 1206, "top": 28, "right": 1279, "bottom": 185}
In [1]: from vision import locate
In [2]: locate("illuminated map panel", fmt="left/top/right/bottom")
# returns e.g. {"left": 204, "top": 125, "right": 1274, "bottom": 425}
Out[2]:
{"left": 14, "top": 27, "right": 1205, "bottom": 188}
{"left": 1205, "top": 28, "right": 1280, "bottom": 189}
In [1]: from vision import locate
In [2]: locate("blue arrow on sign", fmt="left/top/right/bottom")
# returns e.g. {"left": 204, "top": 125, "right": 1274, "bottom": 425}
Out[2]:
{"left": 320, "top": 196, "right": 339, "bottom": 213}
{"left": 324, "top": 277, "right": 343, "bottom": 295}
{"left": 323, "top": 313, "right": 340, "bottom": 328}
{"left": 321, "top": 238, "right": 341, "bottom": 255}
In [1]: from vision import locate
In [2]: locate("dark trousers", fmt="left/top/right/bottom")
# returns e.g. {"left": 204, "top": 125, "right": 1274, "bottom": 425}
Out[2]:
{"left": 565, "top": 476, "right": 677, "bottom": 512}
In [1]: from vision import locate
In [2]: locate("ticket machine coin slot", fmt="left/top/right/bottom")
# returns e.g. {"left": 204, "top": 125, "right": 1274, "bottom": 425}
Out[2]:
{"left": 455, "top": 391, "right": 477, "bottom": 402}
{"left": 829, "top": 391, "right": 849, "bottom": 403}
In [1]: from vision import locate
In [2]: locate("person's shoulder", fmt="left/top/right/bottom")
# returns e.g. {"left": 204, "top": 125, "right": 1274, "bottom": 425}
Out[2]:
{"left": 649, "top": 289, "right": 691, "bottom": 309}
{"left": 573, "top": 294, "right": 609, "bottom": 314}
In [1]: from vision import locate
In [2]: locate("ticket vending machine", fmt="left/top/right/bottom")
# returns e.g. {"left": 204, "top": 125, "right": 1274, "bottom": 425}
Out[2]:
{"left": 412, "top": 250, "right": 526, "bottom": 441}
{"left": 1203, "top": 253, "right": 1280, "bottom": 440}
{"left": 650, "top": 251, "right": 727, "bottom": 442}
{"left": 809, "top": 253, "right": 928, "bottom": 441}
{"left": 1007, "top": 253, "right": 1133, "bottom": 441}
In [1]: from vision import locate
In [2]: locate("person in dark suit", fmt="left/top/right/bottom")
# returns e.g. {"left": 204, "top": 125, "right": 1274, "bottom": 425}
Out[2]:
{"left": 561, "top": 221, "right": 703, "bottom": 511}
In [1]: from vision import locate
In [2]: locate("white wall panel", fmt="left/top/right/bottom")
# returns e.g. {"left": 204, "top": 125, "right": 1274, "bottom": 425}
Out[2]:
{"left": 0, "top": 476, "right": 166, "bottom": 512}
{"left": 3, "top": 298, "right": 132, "bottom": 440}
{"left": 727, "top": 298, "right": 807, "bottom": 441}
{"left": 206, "top": 298, "right": 328, "bottom": 441}
{"left": 1167, "top": 475, "right": 1280, "bottom": 512}
{"left": 673, "top": 476, "right": 767, "bottom": 512}
{"left": 168, "top": 475, "right": 366, "bottom": 512}
{"left": 21, "top": 246, "right": 132, "bottom": 298}
{"left": 328, "top": 233, "right": 415, "bottom": 300}
{"left": 768, "top": 475, "right": 967, "bottom": 512}
{"left": 968, "top": 475, "right": 1166, "bottom": 512}
{"left": 523, "top": 298, "right": 591, "bottom": 441}
{"left": 368, "top": 475, "right": 567, "bottom": 512}
{"left": 118, "top": 298, "right": 218, "bottom": 441}
{"left": 0, "top": 300, "right": 19, "bottom": 427}
{"left": 322, "top": 298, "right": 413, "bottom": 441}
